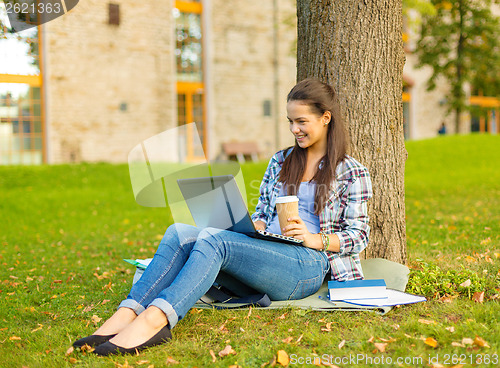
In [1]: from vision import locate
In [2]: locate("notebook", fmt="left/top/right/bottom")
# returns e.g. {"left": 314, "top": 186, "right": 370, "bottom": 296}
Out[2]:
{"left": 176, "top": 175, "right": 303, "bottom": 245}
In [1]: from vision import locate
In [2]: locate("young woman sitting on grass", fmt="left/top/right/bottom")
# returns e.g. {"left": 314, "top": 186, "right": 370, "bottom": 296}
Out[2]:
{"left": 73, "top": 78, "right": 373, "bottom": 356}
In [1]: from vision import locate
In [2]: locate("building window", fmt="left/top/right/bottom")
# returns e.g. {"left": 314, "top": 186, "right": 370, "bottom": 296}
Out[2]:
{"left": 174, "top": 1, "right": 205, "bottom": 161}
{"left": 0, "top": 8, "right": 44, "bottom": 165}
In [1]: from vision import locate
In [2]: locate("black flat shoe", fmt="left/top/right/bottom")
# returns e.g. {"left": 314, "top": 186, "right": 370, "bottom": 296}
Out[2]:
{"left": 73, "top": 334, "right": 117, "bottom": 348}
{"left": 93, "top": 325, "right": 172, "bottom": 356}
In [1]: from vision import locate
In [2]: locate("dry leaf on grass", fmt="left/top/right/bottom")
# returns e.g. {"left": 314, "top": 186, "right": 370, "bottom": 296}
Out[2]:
{"left": 282, "top": 336, "right": 293, "bottom": 344}
{"left": 418, "top": 318, "right": 437, "bottom": 325}
{"left": 218, "top": 345, "right": 236, "bottom": 357}
{"left": 136, "top": 360, "right": 150, "bottom": 365}
{"left": 91, "top": 315, "right": 102, "bottom": 326}
{"left": 114, "top": 360, "right": 132, "bottom": 368}
{"left": 379, "top": 337, "right": 396, "bottom": 343}
{"left": 277, "top": 350, "right": 289, "bottom": 366}
{"left": 424, "top": 337, "right": 438, "bottom": 348}
{"left": 459, "top": 279, "right": 471, "bottom": 288}
{"left": 165, "top": 356, "right": 179, "bottom": 364}
{"left": 65, "top": 346, "right": 74, "bottom": 356}
{"left": 445, "top": 326, "right": 455, "bottom": 333}
{"left": 338, "top": 339, "right": 345, "bottom": 349}
{"left": 373, "top": 342, "right": 387, "bottom": 352}
{"left": 473, "top": 336, "right": 490, "bottom": 348}
{"left": 462, "top": 337, "right": 474, "bottom": 345}
{"left": 80, "top": 344, "right": 95, "bottom": 353}
{"left": 31, "top": 324, "right": 43, "bottom": 333}
{"left": 9, "top": 336, "right": 21, "bottom": 341}
{"left": 210, "top": 349, "right": 217, "bottom": 362}
{"left": 472, "top": 291, "right": 485, "bottom": 303}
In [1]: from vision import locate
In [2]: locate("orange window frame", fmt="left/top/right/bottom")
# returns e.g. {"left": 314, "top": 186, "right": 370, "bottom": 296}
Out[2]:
{"left": 175, "top": 1, "right": 206, "bottom": 161}
{"left": 0, "top": 26, "right": 45, "bottom": 164}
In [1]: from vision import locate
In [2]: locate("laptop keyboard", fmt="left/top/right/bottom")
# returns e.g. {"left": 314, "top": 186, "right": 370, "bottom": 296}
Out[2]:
{"left": 257, "top": 230, "right": 304, "bottom": 244}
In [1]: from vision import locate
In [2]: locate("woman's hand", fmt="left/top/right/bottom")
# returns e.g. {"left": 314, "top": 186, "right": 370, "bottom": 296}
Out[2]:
{"left": 282, "top": 216, "right": 322, "bottom": 250}
{"left": 253, "top": 220, "right": 266, "bottom": 231}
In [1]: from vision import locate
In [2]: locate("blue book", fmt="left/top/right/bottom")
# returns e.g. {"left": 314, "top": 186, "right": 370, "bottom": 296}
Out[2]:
{"left": 328, "top": 279, "right": 387, "bottom": 301}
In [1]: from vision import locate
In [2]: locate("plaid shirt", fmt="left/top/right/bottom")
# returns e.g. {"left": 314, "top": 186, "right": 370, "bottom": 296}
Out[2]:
{"left": 251, "top": 148, "right": 373, "bottom": 281}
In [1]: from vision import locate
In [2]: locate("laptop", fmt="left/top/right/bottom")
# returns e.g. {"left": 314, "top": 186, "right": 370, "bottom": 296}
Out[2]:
{"left": 176, "top": 175, "right": 304, "bottom": 245}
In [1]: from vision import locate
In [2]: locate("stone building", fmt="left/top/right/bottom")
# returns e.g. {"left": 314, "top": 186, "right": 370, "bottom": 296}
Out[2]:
{"left": 0, "top": 0, "right": 297, "bottom": 165}
{"left": 0, "top": 0, "right": 497, "bottom": 165}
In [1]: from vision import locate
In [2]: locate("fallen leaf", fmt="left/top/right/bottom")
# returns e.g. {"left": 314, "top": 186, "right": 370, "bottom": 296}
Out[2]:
{"left": 445, "top": 326, "right": 455, "bottom": 333}
{"left": 68, "top": 357, "right": 78, "bottom": 364}
{"left": 277, "top": 313, "right": 287, "bottom": 320}
{"left": 277, "top": 350, "right": 289, "bottom": 366}
{"left": 165, "top": 356, "right": 179, "bottom": 364}
{"left": 80, "top": 344, "right": 94, "bottom": 353}
{"left": 418, "top": 318, "right": 437, "bottom": 325}
{"left": 228, "top": 365, "right": 242, "bottom": 368}
{"left": 462, "top": 337, "right": 474, "bottom": 345}
{"left": 451, "top": 342, "right": 464, "bottom": 347}
{"left": 367, "top": 336, "right": 374, "bottom": 343}
{"left": 218, "top": 345, "right": 236, "bottom": 357}
{"left": 65, "top": 346, "right": 74, "bottom": 356}
{"left": 210, "top": 349, "right": 217, "bottom": 362}
{"left": 472, "top": 291, "right": 485, "bottom": 303}
{"left": 31, "top": 324, "right": 43, "bottom": 333}
{"left": 296, "top": 334, "right": 303, "bottom": 343}
{"left": 282, "top": 337, "right": 293, "bottom": 344}
{"left": 218, "top": 323, "right": 228, "bottom": 333}
{"left": 114, "top": 360, "right": 132, "bottom": 368}
{"left": 338, "top": 339, "right": 345, "bottom": 349}
{"left": 379, "top": 336, "right": 396, "bottom": 343}
{"left": 424, "top": 337, "right": 438, "bottom": 348}
{"left": 321, "top": 322, "right": 333, "bottom": 332}
{"left": 91, "top": 315, "right": 102, "bottom": 326}
{"left": 246, "top": 306, "right": 252, "bottom": 319}
{"left": 9, "top": 336, "right": 21, "bottom": 341}
{"left": 429, "top": 364, "right": 445, "bottom": 368}
{"left": 439, "top": 295, "right": 457, "bottom": 303}
{"left": 459, "top": 279, "right": 471, "bottom": 288}
{"left": 373, "top": 342, "right": 387, "bottom": 352}
{"left": 473, "top": 336, "right": 490, "bottom": 348}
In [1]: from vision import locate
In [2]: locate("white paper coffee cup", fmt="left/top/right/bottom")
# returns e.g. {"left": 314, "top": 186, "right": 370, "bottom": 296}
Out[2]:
{"left": 276, "top": 195, "right": 299, "bottom": 233}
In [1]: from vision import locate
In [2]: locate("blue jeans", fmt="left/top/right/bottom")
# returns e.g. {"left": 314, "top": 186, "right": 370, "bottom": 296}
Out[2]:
{"left": 119, "top": 223, "right": 330, "bottom": 328}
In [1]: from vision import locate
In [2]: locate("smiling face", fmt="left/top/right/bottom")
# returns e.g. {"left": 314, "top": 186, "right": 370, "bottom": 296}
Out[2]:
{"left": 287, "top": 100, "right": 331, "bottom": 153}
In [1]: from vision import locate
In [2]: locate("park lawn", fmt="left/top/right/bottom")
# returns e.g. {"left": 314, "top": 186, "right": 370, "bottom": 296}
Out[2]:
{"left": 0, "top": 134, "right": 498, "bottom": 367}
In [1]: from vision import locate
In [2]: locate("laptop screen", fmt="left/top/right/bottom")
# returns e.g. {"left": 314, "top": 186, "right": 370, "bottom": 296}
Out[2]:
{"left": 177, "top": 175, "right": 256, "bottom": 234}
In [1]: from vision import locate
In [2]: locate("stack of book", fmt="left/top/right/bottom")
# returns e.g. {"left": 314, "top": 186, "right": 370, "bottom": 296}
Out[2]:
{"left": 328, "top": 279, "right": 426, "bottom": 307}
{"left": 328, "top": 279, "right": 387, "bottom": 301}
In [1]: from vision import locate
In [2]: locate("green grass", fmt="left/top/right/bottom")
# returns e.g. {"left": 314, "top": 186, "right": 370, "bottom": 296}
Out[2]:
{"left": 0, "top": 134, "right": 498, "bottom": 367}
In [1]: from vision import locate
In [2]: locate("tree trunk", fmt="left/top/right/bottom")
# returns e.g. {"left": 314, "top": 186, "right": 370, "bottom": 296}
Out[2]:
{"left": 296, "top": 0, "right": 407, "bottom": 264}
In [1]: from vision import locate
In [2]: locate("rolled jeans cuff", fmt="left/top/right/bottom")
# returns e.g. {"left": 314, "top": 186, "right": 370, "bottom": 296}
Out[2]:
{"left": 149, "top": 298, "right": 179, "bottom": 329}
{"left": 118, "top": 299, "right": 146, "bottom": 315}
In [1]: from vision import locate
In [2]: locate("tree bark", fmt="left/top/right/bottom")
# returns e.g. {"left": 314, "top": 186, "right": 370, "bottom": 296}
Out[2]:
{"left": 296, "top": 0, "right": 407, "bottom": 264}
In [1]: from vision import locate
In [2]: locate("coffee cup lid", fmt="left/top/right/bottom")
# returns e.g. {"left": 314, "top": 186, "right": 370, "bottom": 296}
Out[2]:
{"left": 275, "top": 195, "right": 299, "bottom": 203}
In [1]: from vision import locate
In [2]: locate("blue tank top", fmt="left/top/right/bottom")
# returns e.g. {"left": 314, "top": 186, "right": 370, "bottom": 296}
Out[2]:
{"left": 266, "top": 181, "right": 321, "bottom": 234}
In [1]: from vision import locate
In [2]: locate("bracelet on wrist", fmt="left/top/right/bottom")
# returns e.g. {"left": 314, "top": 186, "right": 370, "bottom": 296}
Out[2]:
{"left": 319, "top": 231, "right": 330, "bottom": 252}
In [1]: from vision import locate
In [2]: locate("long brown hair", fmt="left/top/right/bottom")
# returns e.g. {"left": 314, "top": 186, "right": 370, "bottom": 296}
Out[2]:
{"left": 279, "top": 78, "right": 348, "bottom": 215}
